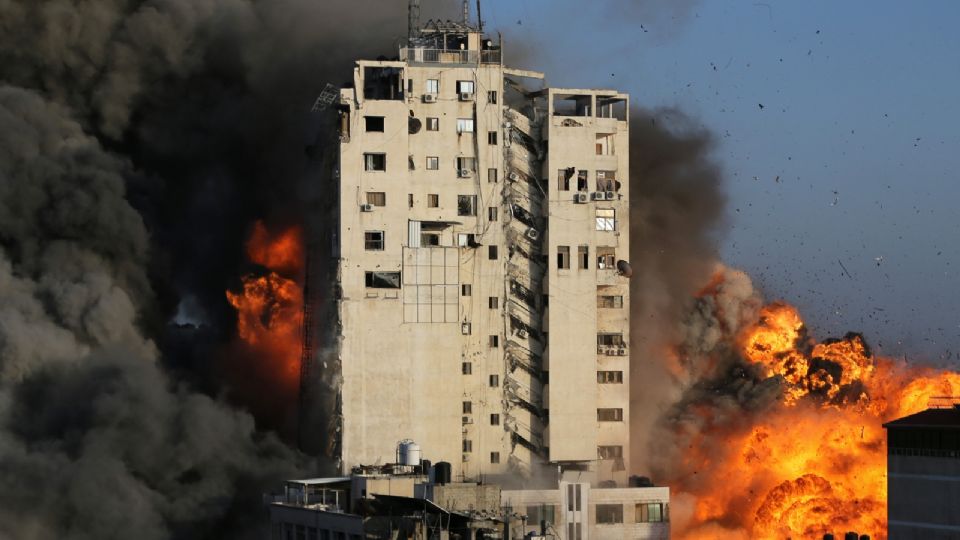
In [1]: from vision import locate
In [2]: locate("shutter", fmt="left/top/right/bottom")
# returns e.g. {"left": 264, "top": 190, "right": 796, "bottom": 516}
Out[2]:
{"left": 408, "top": 220, "right": 421, "bottom": 248}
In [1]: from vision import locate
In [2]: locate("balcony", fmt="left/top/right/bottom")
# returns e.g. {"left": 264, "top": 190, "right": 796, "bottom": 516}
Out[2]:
{"left": 399, "top": 47, "right": 502, "bottom": 65}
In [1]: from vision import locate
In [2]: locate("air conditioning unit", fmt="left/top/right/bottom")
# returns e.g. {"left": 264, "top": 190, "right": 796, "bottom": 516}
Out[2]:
{"left": 525, "top": 228, "right": 540, "bottom": 241}
{"left": 458, "top": 169, "right": 471, "bottom": 178}
{"left": 360, "top": 203, "right": 374, "bottom": 212}
{"left": 462, "top": 454, "right": 471, "bottom": 462}
{"left": 606, "top": 349, "right": 616, "bottom": 356}
{"left": 459, "top": 92, "right": 474, "bottom": 101}
{"left": 574, "top": 193, "right": 589, "bottom": 204}
{"left": 605, "top": 191, "right": 616, "bottom": 200}
{"left": 597, "top": 346, "right": 606, "bottom": 355}
{"left": 462, "top": 416, "right": 473, "bottom": 425}
{"left": 422, "top": 94, "right": 437, "bottom": 103}
{"left": 508, "top": 171, "right": 520, "bottom": 182}
{"left": 517, "top": 328, "right": 529, "bottom": 339}
{"left": 591, "top": 192, "right": 605, "bottom": 201}
{"left": 618, "top": 348, "right": 627, "bottom": 356}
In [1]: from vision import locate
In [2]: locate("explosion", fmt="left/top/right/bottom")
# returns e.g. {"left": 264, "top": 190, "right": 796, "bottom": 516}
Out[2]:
{"left": 226, "top": 221, "right": 304, "bottom": 389}
{"left": 661, "top": 269, "right": 960, "bottom": 540}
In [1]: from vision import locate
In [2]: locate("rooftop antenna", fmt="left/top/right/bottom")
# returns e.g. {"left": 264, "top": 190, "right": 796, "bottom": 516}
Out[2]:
{"left": 408, "top": 0, "right": 420, "bottom": 42}
{"left": 476, "top": 0, "right": 483, "bottom": 31}
{"left": 462, "top": 0, "right": 469, "bottom": 26}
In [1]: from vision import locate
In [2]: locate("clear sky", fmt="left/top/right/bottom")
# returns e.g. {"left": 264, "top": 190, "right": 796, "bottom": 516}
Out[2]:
{"left": 469, "top": 0, "right": 960, "bottom": 364}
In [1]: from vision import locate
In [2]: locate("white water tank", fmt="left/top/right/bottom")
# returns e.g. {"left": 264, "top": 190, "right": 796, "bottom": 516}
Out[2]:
{"left": 397, "top": 439, "right": 421, "bottom": 466}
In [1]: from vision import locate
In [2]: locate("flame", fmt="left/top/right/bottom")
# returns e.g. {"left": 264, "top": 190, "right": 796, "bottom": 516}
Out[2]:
{"left": 225, "top": 221, "right": 304, "bottom": 389}
{"left": 674, "top": 300, "right": 960, "bottom": 540}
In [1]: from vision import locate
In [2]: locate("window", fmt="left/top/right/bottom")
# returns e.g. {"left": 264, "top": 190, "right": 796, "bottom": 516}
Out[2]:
{"left": 597, "top": 371, "right": 624, "bottom": 384}
{"left": 527, "top": 505, "right": 556, "bottom": 527}
{"left": 488, "top": 168, "right": 498, "bottom": 183}
{"left": 488, "top": 90, "right": 498, "bottom": 104}
{"left": 366, "top": 192, "right": 386, "bottom": 207}
{"left": 461, "top": 284, "right": 472, "bottom": 296}
{"left": 490, "top": 451, "right": 500, "bottom": 464}
{"left": 557, "top": 168, "right": 572, "bottom": 191}
{"left": 578, "top": 246, "right": 589, "bottom": 269}
{"left": 488, "top": 245, "right": 498, "bottom": 260}
{"left": 458, "top": 195, "right": 477, "bottom": 216}
{"left": 637, "top": 503, "right": 667, "bottom": 523}
{"left": 364, "top": 231, "right": 384, "bottom": 250}
{"left": 462, "top": 362, "right": 473, "bottom": 375}
{"left": 407, "top": 78, "right": 413, "bottom": 95}
{"left": 364, "top": 271, "right": 401, "bottom": 289}
{"left": 596, "top": 133, "right": 615, "bottom": 155}
{"left": 597, "top": 333, "right": 625, "bottom": 347}
{"left": 426, "top": 117, "right": 439, "bottom": 131}
{"left": 597, "top": 408, "right": 624, "bottom": 422}
{"left": 488, "top": 297, "right": 499, "bottom": 309}
{"left": 426, "top": 156, "right": 439, "bottom": 170}
{"left": 458, "top": 233, "right": 477, "bottom": 247}
{"left": 364, "top": 116, "right": 384, "bottom": 132}
{"left": 462, "top": 439, "right": 473, "bottom": 453}
{"left": 598, "top": 445, "right": 623, "bottom": 459}
{"left": 596, "top": 208, "right": 616, "bottom": 231}
{"left": 488, "top": 207, "right": 498, "bottom": 222}
{"left": 364, "top": 153, "right": 386, "bottom": 171}
{"left": 428, "top": 194, "right": 439, "bottom": 208}
{"left": 577, "top": 170, "right": 588, "bottom": 191}
{"left": 408, "top": 193, "right": 414, "bottom": 208}
{"left": 425, "top": 79, "right": 439, "bottom": 94}
{"left": 456, "top": 118, "right": 475, "bottom": 133}
{"left": 597, "top": 247, "right": 616, "bottom": 269}
{"left": 456, "top": 156, "right": 476, "bottom": 171}
{"left": 596, "top": 504, "right": 624, "bottom": 524}
{"left": 488, "top": 131, "right": 498, "bottom": 145}
{"left": 490, "top": 413, "right": 500, "bottom": 426}
{"left": 420, "top": 232, "right": 440, "bottom": 246}
{"left": 557, "top": 246, "right": 570, "bottom": 269}
{"left": 489, "top": 335, "right": 499, "bottom": 348}
{"left": 597, "top": 170, "right": 618, "bottom": 192}
{"left": 456, "top": 80, "right": 475, "bottom": 94}
{"left": 463, "top": 401, "right": 472, "bottom": 414}
{"left": 597, "top": 295, "right": 624, "bottom": 308}
{"left": 489, "top": 374, "right": 499, "bottom": 387}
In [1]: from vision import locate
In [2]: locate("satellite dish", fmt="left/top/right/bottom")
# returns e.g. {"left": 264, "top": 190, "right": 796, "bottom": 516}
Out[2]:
{"left": 616, "top": 260, "right": 633, "bottom": 278}
{"left": 408, "top": 116, "right": 422, "bottom": 134}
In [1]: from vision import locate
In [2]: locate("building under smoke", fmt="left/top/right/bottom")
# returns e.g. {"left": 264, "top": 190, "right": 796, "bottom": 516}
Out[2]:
{"left": 296, "top": 3, "right": 669, "bottom": 539}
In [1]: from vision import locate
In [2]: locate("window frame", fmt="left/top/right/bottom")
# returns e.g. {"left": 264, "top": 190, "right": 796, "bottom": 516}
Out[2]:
{"left": 363, "top": 152, "right": 386, "bottom": 171}
{"left": 366, "top": 192, "right": 386, "bottom": 206}
{"left": 364, "top": 116, "right": 385, "bottom": 132}
{"left": 364, "top": 230, "right": 385, "bottom": 251}
{"left": 557, "top": 246, "right": 571, "bottom": 270}
{"left": 426, "top": 156, "right": 439, "bottom": 170}
{"left": 456, "top": 118, "right": 475, "bottom": 133}
{"left": 425, "top": 79, "right": 439, "bottom": 94}
{"left": 457, "top": 195, "right": 477, "bottom": 216}
{"left": 426, "top": 117, "right": 439, "bottom": 131}
{"left": 596, "top": 208, "right": 616, "bottom": 231}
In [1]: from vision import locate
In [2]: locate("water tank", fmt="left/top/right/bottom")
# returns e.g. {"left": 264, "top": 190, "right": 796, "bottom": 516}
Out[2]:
{"left": 822, "top": 535, "right": 834, "bottom": 540}
{"left": 629, "top": 475, "right": 654, "bottom": 488}
{"left": 397, "top": 440, "right": 421, "bottom": 466}
{"left": 859, "top": 536, "right": 870, "bottom": 540}
{"left": 434, "top": 461, "right": 452, "bottom": 485}
{"left": 844, "top": 533, "right": 859, "bottom": 540}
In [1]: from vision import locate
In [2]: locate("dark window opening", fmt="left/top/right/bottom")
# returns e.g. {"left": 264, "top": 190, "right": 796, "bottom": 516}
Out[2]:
{"left": 364, "top": 116, "right": 384, "bottom": 132}
{"left": 365, "top": 271, "right": 400, "bottom": 289}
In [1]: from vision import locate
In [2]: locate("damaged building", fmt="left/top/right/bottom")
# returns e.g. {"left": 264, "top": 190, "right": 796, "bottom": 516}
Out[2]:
{"left": 298, "top": 3, "right": 668, "bottom": 538}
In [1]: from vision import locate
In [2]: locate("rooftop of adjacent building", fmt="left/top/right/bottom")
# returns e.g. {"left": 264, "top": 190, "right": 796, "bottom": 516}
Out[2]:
{"left": 884, "top": 400, "right": 960, "bottom": 429}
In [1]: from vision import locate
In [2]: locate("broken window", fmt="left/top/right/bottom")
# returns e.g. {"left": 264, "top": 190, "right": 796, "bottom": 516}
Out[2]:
{"left": 597, "top": 295, "right": 623, "bottom": 309}
{"left": 553, "top": 93, "right": 593, "bottom": 116}
{"left": 456, "top": 118, "right": 474, "bottom": 133}
{"left": 598, "top": 445, "right": 623, "bottom": 459}
{"left": 597, "top": 333, "right": 624, "bottom": 347}
{"left": 597, "top": 371, "right": 624, "bottom": 384}
{"left": 456, "top": 80, "right": 475, "bottom": 94}
{"left": 456, "top": 156, "right": 476, "bottom": 171}
{"left": 557, "top": 168, "right": 572, "bottom": 191}
{"left": 426, "top": 117, "right": 439, "bottom": 131}
{"left": 363, "top": 66, "right": 403, "bottom": 100}
{"left": 489, "top": 374, "right": 499, "bottom": 387}
{"left": 597, "top": 408, "right": 623, "bottom": 422}
{"left": 597, "top": 247, "right": 616, "bottom": 269}
{"left": 596, "top": 133, "right": 615, "bottom": 155}
{"left": 596, "top": 208, "right": 615, "bottom": 231}
{"left": 364, "top": 153, "right": 386, "bottom": 171}
{"left": 420, "top": 232, "right": 440, "bottom": 246}
{"left": 488, "top": 207, "right": 498, "bottom": 222}
{"left": 557, "top": 246, "right": 570, "bottom": 270}
{"left": 488, "top": 168, "right": 498, "bottom": 183}
{"left": 428, "top": 194, "right": 439, "bottom": 208}
{"left": 596, "top": 170, "right": 618, "bottom": 192}
{"left": 488, "top": 91, "right": 498, "bottom": 104}
{"left": 577, "top": 170, "right": 588, "bottom": 191}
{"left": 578, "top": 246, "right": 589, "bottom": 269}
{"left": 364, "top": 271, "right": 400, "bottom": 289}
{"left": 426, "top": 156, "right": 439, "bottom": 170}
{"left": 364, "top": 116, "right": 384, "bottom": 132}
{"left": 488, "top": 245, "right": 498, "bottom": 260}
{"left": 364, "top": 231, "right": 384, "bottom": 250}
{"left": 488, "top": 297, "right": 499, "bottom": 309}
{"left": 457, "top": 233, "right": 477, "bottom": 247}
{"left": 366, "top": 192, "right": 386, "bottom": 206}
{"left": 457, "top": 195, "right": 477, "bottom": 216}
{"left": 490, "top": 451, "right": 500, "bottom": 464}
{"left": 488, "top": 131, "right": 498, "bottom": 145}
{"left": 596, "top": 504, "right": 623, "bottom": 524}
{"left": 527, "top": 505, "right": 556, "bottom": 527}
{"left": 425, "top": 79, "right": 439, "bottom": 94}
{"left": 596, "top": 95, "right": 628, "bottom": 121}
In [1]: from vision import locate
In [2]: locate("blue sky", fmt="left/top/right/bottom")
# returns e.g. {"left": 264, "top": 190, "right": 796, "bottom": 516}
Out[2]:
{"left": 474, "top": 0, "right": 960, "bottom": 364}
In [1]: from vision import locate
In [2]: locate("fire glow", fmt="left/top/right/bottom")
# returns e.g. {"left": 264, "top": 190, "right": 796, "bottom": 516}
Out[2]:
{"left": 674, "top": 294, "right": 960, "bottom": 539}
{"left": 226, "top": 221, "right": 304, "bottom": 389}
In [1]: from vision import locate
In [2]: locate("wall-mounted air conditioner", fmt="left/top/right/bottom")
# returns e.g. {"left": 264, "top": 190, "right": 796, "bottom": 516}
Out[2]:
{"left": 605, "top": 191, "right": 616, "bottom": 200}
{"left": 422, "top": 94, "right": 437, "bottom": 103}
{"left": 574, "top": 193, "right": 589, "bottom": 204}
{"left": 606, "top": 349, "right": 616, "bottom": 356}
{"left": 597, "top": 346, "right": 606, "bottom": 355}
{"left": 462, "top": 416, "right": 473, "bottom": 425}
{"left": 591, "top": 192, "right": 605, "bottom": 201}
{"left": 618, "top": 348, "right": 627, "bottom": 356}
{"left": 360, "top": 203, "right": 374, "bottom": 212}
{"left": 458, "top": 169, "right": 472, "bottom": 178}
{"left": 459, "top": 92, "right": 474, "bottom": 101}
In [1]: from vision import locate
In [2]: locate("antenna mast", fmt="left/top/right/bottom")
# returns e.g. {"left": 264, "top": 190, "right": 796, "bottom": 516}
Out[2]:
{"left": 408, "top": 0, "right": 420, "bottom": 42}
{"left": 476, "top": 0, "right": 483, "bottom": 30}
{"left": 462, "top": 0, "right": 469, "bottom": 25}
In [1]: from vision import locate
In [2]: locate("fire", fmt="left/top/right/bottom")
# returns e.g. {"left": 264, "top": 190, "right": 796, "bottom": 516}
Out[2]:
{"left": 225, "top": 221, "right": 304, "bottom": 389}
{"left": 671, "top": 291, "right": 960, "bottom": 540}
